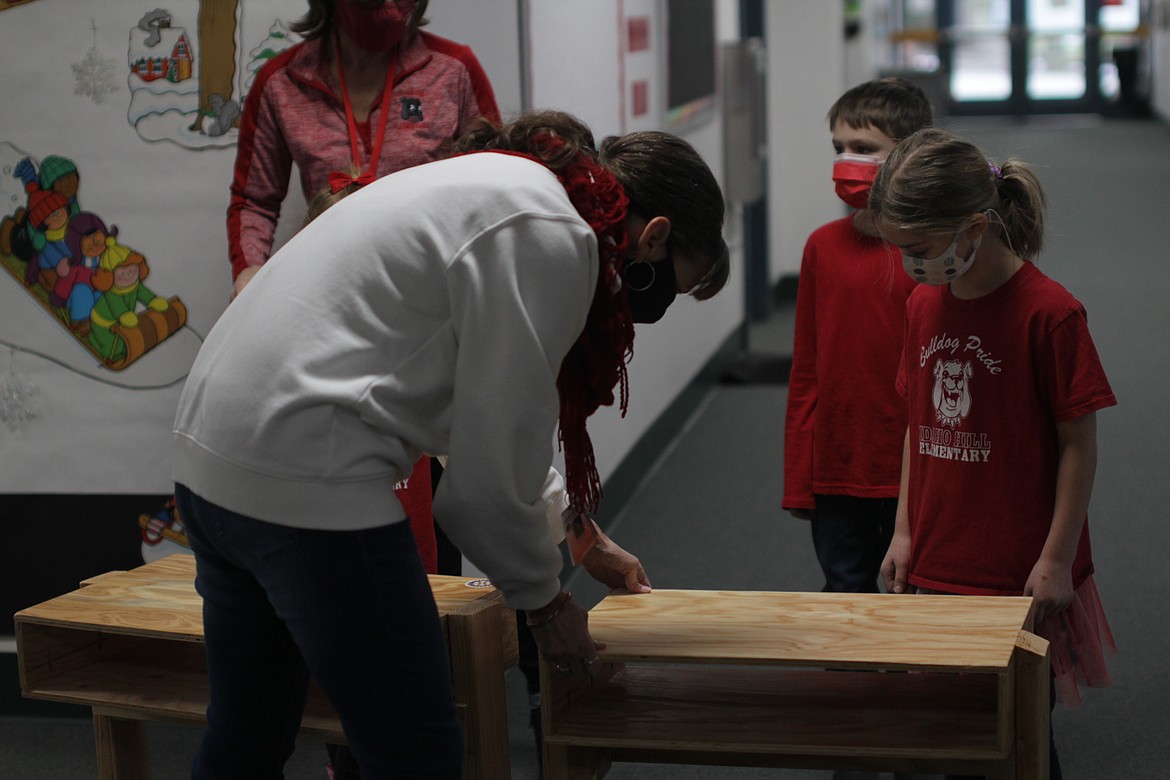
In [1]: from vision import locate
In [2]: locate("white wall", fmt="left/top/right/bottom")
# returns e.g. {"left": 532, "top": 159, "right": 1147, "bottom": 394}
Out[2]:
{"left": 766, "top": 1, "right": 849, "bottom": 280}
{"left": 425, "top": 0, "right": 524, "bottom": 117}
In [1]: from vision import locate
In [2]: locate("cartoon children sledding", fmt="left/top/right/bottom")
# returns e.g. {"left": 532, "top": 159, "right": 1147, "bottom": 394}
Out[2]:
{"left": 0, "top": 153, "right": 187, "bottom": 370}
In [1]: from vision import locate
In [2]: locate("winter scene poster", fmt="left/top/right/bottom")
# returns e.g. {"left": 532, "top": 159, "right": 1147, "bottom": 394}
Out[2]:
{"left": 0, "top": 0, "right": 309, "bottom": 494}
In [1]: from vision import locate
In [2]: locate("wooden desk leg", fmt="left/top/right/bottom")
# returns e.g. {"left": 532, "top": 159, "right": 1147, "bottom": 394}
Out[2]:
{"left": 448, "top": 600, "right": 513, "bottom": 780}
{"left": 1012, "top": 630, "right": 1051, "bottom": 780}
{"left": 93, "top": 711, "right": 150, "bottom": 780}
{"left": 540, "top": 657, "right": 614, "bottom": 780}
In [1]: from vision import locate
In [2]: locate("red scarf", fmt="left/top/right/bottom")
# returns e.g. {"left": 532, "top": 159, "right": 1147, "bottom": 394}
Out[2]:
{"left": 470, "top": 138, "right": 634, "bottom": 513}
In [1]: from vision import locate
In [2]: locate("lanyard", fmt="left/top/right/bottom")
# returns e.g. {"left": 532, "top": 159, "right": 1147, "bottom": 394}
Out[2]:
{"left": 330, "top": 32, "right": 398, "bottom": 193}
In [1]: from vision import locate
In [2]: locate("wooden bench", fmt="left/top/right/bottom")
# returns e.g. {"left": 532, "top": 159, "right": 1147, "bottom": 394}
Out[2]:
{"left": 542, "top": 589, "right": 1049, "bottom": 779}
{"left": 15, "top": 554, "right": 518, "bottom": 779}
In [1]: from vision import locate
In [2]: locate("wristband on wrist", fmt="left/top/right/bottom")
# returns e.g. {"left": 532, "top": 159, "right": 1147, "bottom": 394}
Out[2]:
{"left": 526, "top": 591, "right": 572, "bottom": 627}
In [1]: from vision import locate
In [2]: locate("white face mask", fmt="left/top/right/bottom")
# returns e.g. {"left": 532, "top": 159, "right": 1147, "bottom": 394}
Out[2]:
{"left": 901, "top": 230, "right": 982, "bottom": 285}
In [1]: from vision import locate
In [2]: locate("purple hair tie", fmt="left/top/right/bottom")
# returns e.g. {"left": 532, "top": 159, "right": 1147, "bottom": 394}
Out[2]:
{"left": 989, "top": 162, "right": 1003, "bottom": 181}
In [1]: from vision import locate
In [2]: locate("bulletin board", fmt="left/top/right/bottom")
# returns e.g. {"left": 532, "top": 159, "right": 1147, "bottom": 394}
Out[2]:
{"left": 0, "top": 0, "right": 307, "bottom": 494}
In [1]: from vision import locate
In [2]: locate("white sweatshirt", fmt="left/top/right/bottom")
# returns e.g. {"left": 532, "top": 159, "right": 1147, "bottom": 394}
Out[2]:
{"left": 172, "top": 153, "right": 597, "bottom": 610}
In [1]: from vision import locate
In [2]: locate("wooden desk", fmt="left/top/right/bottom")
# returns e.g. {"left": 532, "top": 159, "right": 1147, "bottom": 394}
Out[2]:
{"left": 15, "top": 554, "right": 518, "bottom": 780}
{"left": 542, "top": 589, "right": 1049, "bottom": 780}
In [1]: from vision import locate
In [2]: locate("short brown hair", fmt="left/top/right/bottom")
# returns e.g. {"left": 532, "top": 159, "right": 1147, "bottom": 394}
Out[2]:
{"left": 828, "top": 76, "right": 933, "bottom": 142}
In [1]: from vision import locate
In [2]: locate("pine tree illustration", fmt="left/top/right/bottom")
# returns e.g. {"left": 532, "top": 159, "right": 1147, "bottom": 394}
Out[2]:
{"left": 243, "top": 20, "right": 302, "bottom": 95}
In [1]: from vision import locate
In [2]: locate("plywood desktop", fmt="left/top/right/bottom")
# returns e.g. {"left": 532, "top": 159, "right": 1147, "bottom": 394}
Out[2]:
{"left": 542, "top": 589, "right": 1049, "bottom": 780}
{"left": 15, "top": 554, "right": 518, "bottom": 780}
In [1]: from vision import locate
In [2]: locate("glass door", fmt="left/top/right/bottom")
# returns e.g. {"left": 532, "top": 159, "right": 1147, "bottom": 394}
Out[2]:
{"left": 944, "top": 0, "right": 1013, "bottom": 104}
{"left": 938, "top": 0, "right": 1113, "bottom": 114}
{"left": 1026, "top": 0, "right": 1091, "bottom": 104}
{"left": 1098, "top": 0, "right": 1146, "bottom": 115}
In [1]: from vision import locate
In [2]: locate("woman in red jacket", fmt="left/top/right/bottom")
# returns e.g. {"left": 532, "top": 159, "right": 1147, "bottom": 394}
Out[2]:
{"left": 223, "top": 3, "right": 499, "bottom": 775}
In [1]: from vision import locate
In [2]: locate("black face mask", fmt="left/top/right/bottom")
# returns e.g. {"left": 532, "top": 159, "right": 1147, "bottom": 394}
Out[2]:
{"left": 625, "top": 256, "right": 677, "bottom": 324}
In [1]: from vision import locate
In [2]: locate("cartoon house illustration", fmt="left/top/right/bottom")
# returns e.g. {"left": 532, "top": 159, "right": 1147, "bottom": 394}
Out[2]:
{"left": 129, "top": 25, "right": 194, "bottom": 84}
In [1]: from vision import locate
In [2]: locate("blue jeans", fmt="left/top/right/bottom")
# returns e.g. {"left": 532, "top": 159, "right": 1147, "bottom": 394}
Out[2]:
{"left": 175, "top": 484, "right": 462, "bottom": 779}
{"left": 810, "top": 495, "right": 897, "bottom": 593}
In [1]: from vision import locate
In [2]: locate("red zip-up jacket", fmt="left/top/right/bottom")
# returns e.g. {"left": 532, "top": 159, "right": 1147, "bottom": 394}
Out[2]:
{"left": 227, "top": 31, "right": 500, "bottom": 280}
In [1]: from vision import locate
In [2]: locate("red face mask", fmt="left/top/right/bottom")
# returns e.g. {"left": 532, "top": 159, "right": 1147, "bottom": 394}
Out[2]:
{"left": 832, "top": 153, "right": 881, "bottom": 210}
{"left": 333, "top": 0, "right": 413, "bottom": 53}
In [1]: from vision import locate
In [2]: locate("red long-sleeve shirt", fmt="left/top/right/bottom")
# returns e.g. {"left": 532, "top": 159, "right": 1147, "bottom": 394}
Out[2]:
{"left": 782, "top": 216, "right": 916, "bottom": 510}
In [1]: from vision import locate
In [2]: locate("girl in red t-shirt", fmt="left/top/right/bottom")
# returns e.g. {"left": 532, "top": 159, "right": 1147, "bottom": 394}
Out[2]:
{"left": 869, "top": 128, "right": 1116, "bottom": 775}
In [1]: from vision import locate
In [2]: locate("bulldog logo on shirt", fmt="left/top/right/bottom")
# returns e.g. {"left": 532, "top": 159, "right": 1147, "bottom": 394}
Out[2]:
{"left": 932, "top": 359, "right": 972, "bottom": 428}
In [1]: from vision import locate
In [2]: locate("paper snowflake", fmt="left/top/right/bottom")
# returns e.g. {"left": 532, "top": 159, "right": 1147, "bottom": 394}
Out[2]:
{"left": 0, "top": 364, "right": 39, "bottom": 432}
{"left": 72, "top": 47, "right": 120, "bottom": 104}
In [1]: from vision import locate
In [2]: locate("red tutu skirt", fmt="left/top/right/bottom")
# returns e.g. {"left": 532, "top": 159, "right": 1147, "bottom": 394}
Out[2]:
{"left": 1036, "top": 574, "right": 1116, "bottom": 708}
{"left": 919, "top": 575, "right": 1115, "bottom": 709}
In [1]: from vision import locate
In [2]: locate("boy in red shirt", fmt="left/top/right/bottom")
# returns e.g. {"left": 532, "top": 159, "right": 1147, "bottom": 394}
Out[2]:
{"left": 783, "top": 78, "right": 932, "bottom": 593}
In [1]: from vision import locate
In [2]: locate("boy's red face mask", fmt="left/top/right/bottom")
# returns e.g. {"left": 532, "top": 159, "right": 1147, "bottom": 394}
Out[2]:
{"left": 832, "top": 153, "right": 881, "bottom": 209}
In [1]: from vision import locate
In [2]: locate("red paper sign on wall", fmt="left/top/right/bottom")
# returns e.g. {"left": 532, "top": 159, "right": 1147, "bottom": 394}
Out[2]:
{"left": 628, "top": 16, "right": 650, "bottom": 52}
{"left": 632, "top": 80, "right": 649, "bottom": 116}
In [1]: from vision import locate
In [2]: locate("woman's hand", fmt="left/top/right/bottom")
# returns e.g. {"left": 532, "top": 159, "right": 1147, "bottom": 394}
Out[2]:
{"left": 1023, "top": 558, "right": 1074, "bottom": 630}
{"left": 526, "top": 592, "right": 605, "bottom": 677}
{"left": 581, "top": 524, "right": 651, "bottom": 593}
